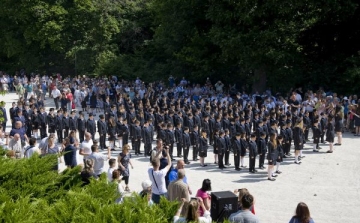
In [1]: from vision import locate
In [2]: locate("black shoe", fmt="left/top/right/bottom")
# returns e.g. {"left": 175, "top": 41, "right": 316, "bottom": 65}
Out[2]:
{"left": 235, "top": 168, "right": 241, "bottom": 171}
{"left": 171, "top": 159, "right": 176, "bottom": 161}
{"left": 313, "top": 149, "right": 319, "bottom": 152}
{"left": 138, "top": 153, "right": 143, "bottom": 155}
{"left": 226, "top": 163, "right": 231, "bottom": 166}
{"left": 294, "top": 161, "right": 302, "bottom": 164}
{"left": 254, "top": 169, "right": 258, "bottom": 172}
{"left": 201, "top": 164, "right": 208, "bottom": 167}
{"left": 241, "top": 165, "right": 247, "bottom": 168}
{"left": 185, "top": 161, "right": 190, "bottom": 164}
{"left": 111, "top": 148, "right": 116, "bottom": 151}
{"left": 268, "top": 178, "right": 276, "bottom": 181}
{"left": 275, "top": 170, "right": 282, "bottom": 174}
{"left": 193, "top": 159, "right": 199, "bottom": 161}
{"left": 178, "top": 155, "right": 183, "bottom": 158}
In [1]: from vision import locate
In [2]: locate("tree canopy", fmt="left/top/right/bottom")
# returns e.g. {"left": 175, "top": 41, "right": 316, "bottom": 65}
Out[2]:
{"left": 0, "top": 0, "right": 359, "bottom": 93}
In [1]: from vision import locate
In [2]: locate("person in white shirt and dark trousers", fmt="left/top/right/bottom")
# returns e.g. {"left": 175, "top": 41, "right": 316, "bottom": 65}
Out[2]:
{"left": 148, "top": 147, "right": 172, "bottom": 204}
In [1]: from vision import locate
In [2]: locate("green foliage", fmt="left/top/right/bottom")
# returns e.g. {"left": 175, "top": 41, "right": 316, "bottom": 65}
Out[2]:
{"left": 0, "top": 147, "right": 179, "bottom": 223}
{"left": 0, "top": 0, "right": 360, "bottom": 93}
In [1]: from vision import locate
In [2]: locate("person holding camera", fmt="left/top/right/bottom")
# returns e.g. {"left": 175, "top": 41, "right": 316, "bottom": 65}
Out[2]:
{"left": 148, "top": 143, "right": 172, "bottom": 204}
{"left": 173, "top": 198, "right": 212, "bottom": 223}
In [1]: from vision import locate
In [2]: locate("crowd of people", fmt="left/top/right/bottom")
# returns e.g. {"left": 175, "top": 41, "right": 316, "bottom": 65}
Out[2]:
{"left": 1, "top": 71, "right": 356, "bottom": 222}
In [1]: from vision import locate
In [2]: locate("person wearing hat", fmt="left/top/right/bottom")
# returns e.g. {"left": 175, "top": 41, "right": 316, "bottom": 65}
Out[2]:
{"left": 139, "top": 180, "right": 153, "bottom": 205}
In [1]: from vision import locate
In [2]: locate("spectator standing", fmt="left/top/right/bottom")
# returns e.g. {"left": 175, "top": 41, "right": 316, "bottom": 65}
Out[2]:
{"left": 214, "top": 81, "right": 224, "bottom": 94}
{"left": 87, "top": 144, "right": 111, "bottom": 177}
{"left": 118, "top": 144, "right": 134, "bottom": 192}
{"left": 51, "top": 86, "right": 61, "bottom": 110}
{"left": 79, "top": 132, "right": 93, "bottom": 164}
{"left": 148, "top": 148, "right": 172, "bottom": 204}
{"left": 168, "top": 169, "right": 189, "bottom": 202}
{"left": 63, "top": 137, "right": 78, "bottom": 168}
{"left": 8, "top": 133, "right": 23, "bottom": 159}
{"left": 24, "top": 137, "right": 40, "bottom": 158}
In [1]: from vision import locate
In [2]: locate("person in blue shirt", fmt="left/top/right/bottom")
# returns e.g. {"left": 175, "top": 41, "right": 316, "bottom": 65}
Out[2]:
{"left": 289, "top": 202, "right": 315, "bottom": 223}
{"left": 168, "top": 159, "right": 192, "bottom": 195}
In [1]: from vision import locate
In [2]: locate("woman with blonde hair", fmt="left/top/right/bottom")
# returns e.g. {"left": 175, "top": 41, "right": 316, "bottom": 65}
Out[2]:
{"left": 173, "top": 198, "right": 212, "bottom": 223}
{"left": 233, "top": 188, "right": 256, "bottom": 214}
{"left": 118, "top": 144, "right": 134, "bottom": 192}
{"left": 81, "top": 158, "right": 97, "bottom": 186}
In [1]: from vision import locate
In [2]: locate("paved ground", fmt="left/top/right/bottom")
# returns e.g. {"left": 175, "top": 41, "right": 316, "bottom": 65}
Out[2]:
{"left": 2, "top": 92, "right": 359, "bottom": 223}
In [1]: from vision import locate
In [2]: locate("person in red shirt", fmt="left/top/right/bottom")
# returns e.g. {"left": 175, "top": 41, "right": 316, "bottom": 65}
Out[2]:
{"left": 66, "top": 90, "right": 74, "bottom": 111}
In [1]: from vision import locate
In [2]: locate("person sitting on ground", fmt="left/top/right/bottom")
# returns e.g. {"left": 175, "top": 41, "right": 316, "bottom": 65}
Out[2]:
{"left": 288, "top": 202, "right": 315, "bottom": 223}
{"left": 173, "top": 198, "right": 212, "bottom": 223}
{"left": 229, "top": 194, "right": 260, "bottom": 223}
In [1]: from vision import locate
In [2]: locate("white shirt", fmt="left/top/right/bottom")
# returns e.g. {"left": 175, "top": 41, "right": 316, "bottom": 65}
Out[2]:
{"left": 148, "top": 168, "right": 167, "bottom": 195}
{"left": 80, "top": 139, "right": 93, "bottom": 158}
{"left": 138, "top": 89, "right": 146, "bottom": 99}
{"left": 87, "top": 152, "right": 108, "bottom": 175}
{"left": 107, "top": 167, "right": 116, "bottom": 182}
{"left": 24, "top": 145, "right": 40, "bottom": 158}
{"left": 51, "top": 89, "right": 61, "bottom": 98}
{"left": 173, "top": 211, "right": 212, "bottom": 223}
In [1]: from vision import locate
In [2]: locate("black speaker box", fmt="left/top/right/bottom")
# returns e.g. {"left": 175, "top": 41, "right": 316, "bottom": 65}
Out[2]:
{"left": 210, "top": 191, "right": 238, "bottom": 222}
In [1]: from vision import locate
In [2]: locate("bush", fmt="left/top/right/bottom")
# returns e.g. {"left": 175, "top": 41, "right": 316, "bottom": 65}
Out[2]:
{"left": 0, "top": 148, "right": 178, "bottom": 223}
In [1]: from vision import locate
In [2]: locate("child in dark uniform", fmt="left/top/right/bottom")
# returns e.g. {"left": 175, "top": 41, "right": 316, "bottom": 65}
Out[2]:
{"left": 275, "top": 135, "right": 284, "bottom": 174}
{"left": 258, "top": 132, "right": 267, "bottom": 169}
{"left": 267, "top": 133, "right": 277, "bottom": 181}
{"left": 240, "top": 132, "right": 248, "bottom": 168}
{"left": 326, "top": 116, "right": 335, "bottom": 153}
{"left": 213, "top": 128, "right": 220, "bottom": 164}
{"left": 248, "top": 133, "right": 257, "bottom": 173}
{"left": 312, "top": 120, "right": 322, "bottom": 152}
{"left": 293, "top": 118, "right": 304, "bottom": 164}
{"left": 285, "top": 120, "right": 293, "bottom": 156}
